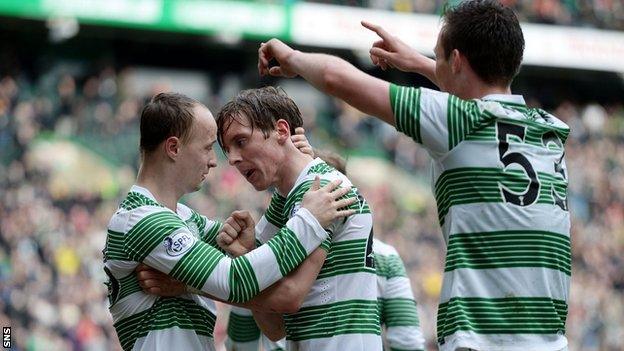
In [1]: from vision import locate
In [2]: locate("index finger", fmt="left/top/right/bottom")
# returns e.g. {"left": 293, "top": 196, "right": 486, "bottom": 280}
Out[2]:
{"left": 236, "top": 211, "right": 255, "bottom": 228}
{"left": 361, "top": 21, "right": 392, "bottom": 41}
{"left": 232, "top": 210, "right": 254, "bottom": 229}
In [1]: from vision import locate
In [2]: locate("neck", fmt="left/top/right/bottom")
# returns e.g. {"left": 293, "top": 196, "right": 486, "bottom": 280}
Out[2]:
{"left": 467, "top": 85, "right": 511, "bottom": 100}
{"left": 455, "top": 71, "right": 511, "bottom": 100}
{"left": 275, "top": 148, "right": 314, "bottom": 196}
{"left": 136, "top": 156, "right": 184, "bottom": 211}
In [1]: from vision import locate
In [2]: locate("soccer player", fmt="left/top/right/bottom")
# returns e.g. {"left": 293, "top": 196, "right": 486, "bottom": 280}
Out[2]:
{"left": 103, "top": 92, "right": 356, "bottom": 351}
{"left": 224, "top": 149, "right": 426, "bottom": 351}
{"left": 257, "top": 1, "right": 571, "bottom": 350}
{"left": 216, "top": 87, "right": 382, "bottom": 350}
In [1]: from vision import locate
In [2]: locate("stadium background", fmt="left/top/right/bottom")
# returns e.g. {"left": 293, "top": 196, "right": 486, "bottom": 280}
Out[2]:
{"left": 0, "top": 0, "right": 623, "bottom": 350}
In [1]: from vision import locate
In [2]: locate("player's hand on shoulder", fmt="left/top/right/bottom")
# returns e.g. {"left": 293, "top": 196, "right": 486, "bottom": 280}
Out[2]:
{"left": 217, "top": 210, "right": 256, "bottom": 257}
{"left": 136, "top": 264, "right": 186, "bottom": 297}
{"left": 291, "top": 127, "right": 314, "bottom": 157}
{"left": 301, "top": 176, "right": 356, "bottom": 228}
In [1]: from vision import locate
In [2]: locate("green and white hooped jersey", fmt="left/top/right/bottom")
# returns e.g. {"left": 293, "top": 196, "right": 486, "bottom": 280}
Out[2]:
{"left": 225, "top": 306, "right": 285, "bottom": 351}
{"left": 224, "top": 238, "right": 426, "bottom": 351}
{"left": 374, "top": 238, "right": 425, "bottom": 351}
{"left": 390, "top": 85, "right": 571, "bottom": 351}
{"left": 104, "top": 185, "right": 329, "bottom": 351}
{"left": 256, "top": 158, "right": 382, "bottom": 351}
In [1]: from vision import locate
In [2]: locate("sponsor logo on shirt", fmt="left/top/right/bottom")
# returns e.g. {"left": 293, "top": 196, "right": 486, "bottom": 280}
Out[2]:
{"left": 164, "top": 230, "right": 196, "bottom": 256}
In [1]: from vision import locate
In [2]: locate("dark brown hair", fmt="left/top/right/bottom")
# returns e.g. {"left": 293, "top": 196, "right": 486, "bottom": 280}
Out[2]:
{"left": 140, "top": 92, "right": 199, "bottom": 153}
{"left": 216, "top": 86, "right": 303, "bottom": 148}
{"left": 441, "top": 0, "right": 524, "bottom": 86}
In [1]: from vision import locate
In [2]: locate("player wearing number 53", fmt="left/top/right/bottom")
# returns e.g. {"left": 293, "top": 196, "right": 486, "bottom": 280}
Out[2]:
{"left": 257, "top": 1, "right": 571, "bottom": 350}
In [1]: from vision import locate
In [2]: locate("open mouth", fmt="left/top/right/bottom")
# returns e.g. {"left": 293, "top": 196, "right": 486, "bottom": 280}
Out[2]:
{"left": 244, "top": 169, "right": 256, "bottom": 180}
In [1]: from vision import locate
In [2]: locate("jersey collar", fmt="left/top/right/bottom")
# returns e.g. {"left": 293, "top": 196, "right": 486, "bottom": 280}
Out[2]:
{"left": 130, "top": 184, "right": 157, "bottom": 200}
{"left": 481, "top": 94, "right": 526, "bottom": 106}
{"left": 286, "top": 157, "right": 325, "bottom": 198}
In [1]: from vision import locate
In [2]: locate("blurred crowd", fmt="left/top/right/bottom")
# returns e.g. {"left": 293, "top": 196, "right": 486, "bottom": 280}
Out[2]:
{"left": 1, "top": 63, "right": 623, "bottom": 351}
{"left": 306, "top": 0, "right": 624, "bottom": 30}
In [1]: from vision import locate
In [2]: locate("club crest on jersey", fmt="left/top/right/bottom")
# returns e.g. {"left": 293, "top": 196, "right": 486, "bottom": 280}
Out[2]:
{"left": 291, "top": 202, "right": 302, "bottom": 217}
{"left": 164, "top": 230, "right": 196, "bottom": 256}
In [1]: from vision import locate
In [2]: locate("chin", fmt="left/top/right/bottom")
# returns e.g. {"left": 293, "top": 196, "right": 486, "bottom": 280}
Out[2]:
{"left": 250, "top": 180, "right": 270, "bottom": 192}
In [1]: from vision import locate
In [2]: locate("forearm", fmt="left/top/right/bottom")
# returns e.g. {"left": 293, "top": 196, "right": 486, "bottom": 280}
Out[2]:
{"left": 243, "top": 248, "right": 327, "bottom": 313}
{"left": 286, "top": 51, "right": 394, "bottom": 124}
{"left": 410, "top": 57, "right": 438, "bottom": 87}
{"left": 252, "top": 310, "right": 286, "bottom": 341}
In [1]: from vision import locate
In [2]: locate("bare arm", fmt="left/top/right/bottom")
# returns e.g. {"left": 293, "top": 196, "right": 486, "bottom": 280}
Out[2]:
{"left": 252, "top": 311, "right": 286, "bottom": 341}
{"left": 259, "top": 39, "right": 395, "bottom": 126}
{"left": 245, "top": 248, "right": 327, "bottom": 313}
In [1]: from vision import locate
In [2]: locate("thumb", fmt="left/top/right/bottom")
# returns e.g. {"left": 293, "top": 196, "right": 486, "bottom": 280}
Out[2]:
{"left": 310, "top": 176, "right": 321, "bottom": 191}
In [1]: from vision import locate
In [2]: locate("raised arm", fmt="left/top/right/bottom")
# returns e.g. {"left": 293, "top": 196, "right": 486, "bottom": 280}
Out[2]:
{"left": 259, "top": 39, "right": 394, "bottom": 126}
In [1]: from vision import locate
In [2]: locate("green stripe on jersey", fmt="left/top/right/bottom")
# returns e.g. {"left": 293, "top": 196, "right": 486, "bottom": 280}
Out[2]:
{"left": 228, "top": 256, "right": 260, "bottom": 303}
{"left": 390, "top": 84, "right": 422, "bottom": 143}
{"left": 285, "top": 178, "right": 370, "bottom": 218}
{"left": 227, "top": 311, "right": 260, "bottom": 342}
{"left": 169, "top": 241, "right": 224, "bottom": 290}
{"left": 445, "top": 230, "right": 571, "bottom": 275}
{"left": 124, "top": 211, "right": 186, "bottom": 262}
{"left": 380, "top": 298, "right": 420, "bottom": 327}
{"left": 188, "top": 211, "right": 207, "bottom": 235}
{"left": 465, "top": 120, "right": 567, "bottom": 150}
{"left": 201, "top": 221, "right": 224, "bottom": 251}
{"left": 117, "top": 272, "right": 143, "bottom": 301}
{"left": 265, "top": 192, "right": 288, "bottom": 228}
{"left": 114, "top": 297, "right": 216, "bottom": 351}
{"left": 318, "top": 239, "right": 376, "bottom": 279}
{"left": 436, "top": 297, "right": 567, "bottom": 342}
{"left": 266, "top": 227, "right": 307, "bottom": 277}
{"left": 434, "top": 167, "right": 568, "bottom": 225}
{"left": 374, "top": 253, "right": 407, "bottom": 278}
{"left": 284, "top": 299, "right": 380, "bottom": 341}
{"left": 104, "top": 230, "right": 129, "bottom": 261}
{"left": 447, "top": 95, "right": 487, "bottom": 150}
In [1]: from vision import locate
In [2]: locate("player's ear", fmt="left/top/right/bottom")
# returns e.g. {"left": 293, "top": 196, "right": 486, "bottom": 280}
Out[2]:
{"left": 450, "top": 49, "right": 462, "bottom": 74}
{"left": 164, "top": 136, "right": 181, "bottom": 160}
{"left": 275, "top": 119, "right": 291, "bottom": 144}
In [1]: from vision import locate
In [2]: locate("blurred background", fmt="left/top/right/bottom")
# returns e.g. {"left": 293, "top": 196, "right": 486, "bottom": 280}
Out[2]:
{"left": 0, "top": 0, "right": 623, "bottom": 350}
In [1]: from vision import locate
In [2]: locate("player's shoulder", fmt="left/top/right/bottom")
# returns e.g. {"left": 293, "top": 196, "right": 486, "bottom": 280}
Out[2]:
{"left": 373, "top": 238, "right": 399, "bottom": 256}
{"left": 300, "top": 163, "right": 353, "bottom": 187}
{"left": 177, "top": 202, "right": 192, "bottom": 217}
{"left": 109, "top": 202, "right": 178, "bottom": 235}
